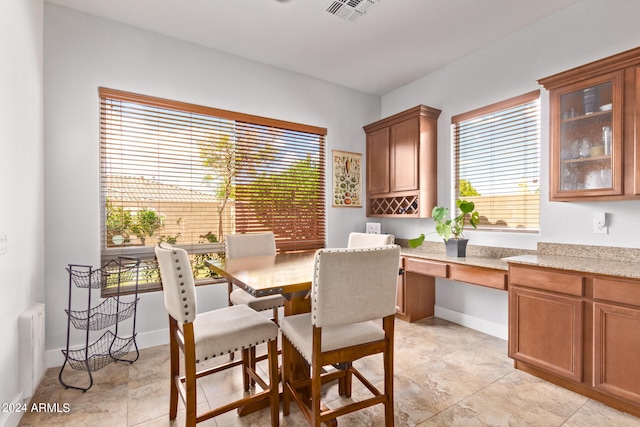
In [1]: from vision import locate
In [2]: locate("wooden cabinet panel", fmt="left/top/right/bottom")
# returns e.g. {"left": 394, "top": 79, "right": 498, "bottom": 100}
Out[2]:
{"left": 396, "top": 271, "right": 434, "bottom": 323}
{"left": 404, "top": 257, "right": 447, "bottom": 278}
{"left": 594, "top": 277, "right": 640, "bottom": 306}
{"left": 449, "top": 264, "right": 507, "bottom": 290}
{"left": 509, "top": 286, "right": 583, "bottom": 382}
{"left": 593, "top": 302, "right": 640, "bottom": 404}
{"left": 366, "top": 128, "right": 390, "bottom": 195}
{"left": 510, "top": 266, "right": 584, "bottom": 296}
{"left": 390, "top": 118, "right": 419, "bottom": 192}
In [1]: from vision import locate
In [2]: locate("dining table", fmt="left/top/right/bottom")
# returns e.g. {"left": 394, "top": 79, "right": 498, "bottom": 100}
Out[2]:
{"left": 206, "top": 252, "right": 316, "bottom": 315}
{"left": 207, "top": 252, "right": 341, "bottom": 424}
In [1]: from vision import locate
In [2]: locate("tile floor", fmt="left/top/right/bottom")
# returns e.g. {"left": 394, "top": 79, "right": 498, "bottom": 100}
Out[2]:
{"left": 18, "top": 317, "right": 640, "bottom": 426}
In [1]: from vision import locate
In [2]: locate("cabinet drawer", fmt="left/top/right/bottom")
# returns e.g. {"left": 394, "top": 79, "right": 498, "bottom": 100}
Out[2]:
{"left": 510, "top": 266, "right": 584, "bottom": 296}
{"left": 404, "top": 258, "right": 447, "bottom": 278}
{"left": 594, "top": 277, "right": 640, "bottom": 307}
{"left": 449, "top": 264, "right": 507, "bottom": 290}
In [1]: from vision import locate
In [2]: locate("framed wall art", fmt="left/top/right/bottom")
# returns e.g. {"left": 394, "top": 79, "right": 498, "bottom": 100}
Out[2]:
{"left": 332, "top": 150, "right": 362, "bottom": 207}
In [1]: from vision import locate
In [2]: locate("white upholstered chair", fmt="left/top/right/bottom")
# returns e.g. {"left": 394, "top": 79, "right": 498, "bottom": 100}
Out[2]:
{"left": 280, "top": 245, "right": 401, "bottom": 427}
{"left": 339, "top": 231, "right": 396, "bottom": 395}
{"left": 225, "top": 232, "right": 285, "bottom": 321}
{"left": 155, "top": 243, "right": 280, "bottom": 427}
{"left": 347, "top": 232, "right": 395, "bottom": 248}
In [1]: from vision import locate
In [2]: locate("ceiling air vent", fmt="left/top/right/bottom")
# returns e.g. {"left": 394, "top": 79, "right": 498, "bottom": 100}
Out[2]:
{"left": 324, "top": 0, "right": 379, "bottom": 22}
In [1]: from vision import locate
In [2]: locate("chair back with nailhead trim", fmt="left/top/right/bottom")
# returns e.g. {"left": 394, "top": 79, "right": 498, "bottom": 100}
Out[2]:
{"left": 155, "top": 243, "right": 197, "bottom": 324}
{"left": 347, "top": 232, "right": 395, "bottom": 248}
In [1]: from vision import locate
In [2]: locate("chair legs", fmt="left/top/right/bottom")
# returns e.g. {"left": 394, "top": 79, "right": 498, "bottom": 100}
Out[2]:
{"left": 268, "top": 339, "right": 280, "bottom": 426}
{"left": 281, "top": 316, "right": 395, "bottom": 427}
{"left": 168, "top": 317, "right": 280, "bottom": 427}
{"left": 168, "top": 318, "right": 179, "bottom": 421}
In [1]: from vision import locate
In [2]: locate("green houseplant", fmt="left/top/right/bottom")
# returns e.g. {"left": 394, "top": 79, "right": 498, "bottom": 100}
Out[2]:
{"left": 409, "top": 199, "right": 480, "bottom": 257}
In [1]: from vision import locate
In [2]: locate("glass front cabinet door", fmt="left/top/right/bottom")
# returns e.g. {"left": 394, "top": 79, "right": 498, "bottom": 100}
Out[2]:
{"left": 548, "top": 71, "right": 624, "bottom": 200}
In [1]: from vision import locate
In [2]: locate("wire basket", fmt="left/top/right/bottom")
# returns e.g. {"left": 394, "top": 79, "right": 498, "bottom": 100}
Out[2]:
{"left": 67, "top": 259, "right": 140, "bottom": 290}
{"left": 65, "top": 296, "right": 139, "bottom": 331}
{"left": 61, "top": 330, "right": 136, "bottom": 372}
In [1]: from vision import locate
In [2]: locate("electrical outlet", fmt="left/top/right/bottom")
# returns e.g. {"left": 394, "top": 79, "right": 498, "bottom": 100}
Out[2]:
{"left": 594, "top": 212, "right": 608, "bottom": 234}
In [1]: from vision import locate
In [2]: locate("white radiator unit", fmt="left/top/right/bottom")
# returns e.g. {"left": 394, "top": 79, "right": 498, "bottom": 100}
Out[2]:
{"left": 19, "top": 303, "right": 46, "bottom": 399}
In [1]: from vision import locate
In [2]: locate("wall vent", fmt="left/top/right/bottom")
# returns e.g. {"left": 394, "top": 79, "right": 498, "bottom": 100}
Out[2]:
{"left": 324, "top": 0, "right": 379, "bottom": 22}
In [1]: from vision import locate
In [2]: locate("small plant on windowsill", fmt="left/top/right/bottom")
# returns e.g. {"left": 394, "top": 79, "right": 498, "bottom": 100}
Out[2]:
{"left": 408, "top": 200, "right": 480, "bottom": 257}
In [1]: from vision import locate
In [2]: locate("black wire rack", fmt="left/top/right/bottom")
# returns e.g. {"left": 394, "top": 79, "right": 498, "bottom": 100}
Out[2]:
{"left": 58, "top": 257, "right": 141, "bottom": 392}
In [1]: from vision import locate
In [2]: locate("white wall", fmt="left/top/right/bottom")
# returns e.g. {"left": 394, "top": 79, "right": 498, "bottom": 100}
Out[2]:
{"left": 379, "top": 0, "right": 640, "bottom": 337}
{"left": 42, "top": 0, "right": 640, "bottom": 360}
{"left": 43, "top": 4, "right": 380, "bottom": 364}
{"left": 0, "top": 0, "right": 44, "bottom": 425}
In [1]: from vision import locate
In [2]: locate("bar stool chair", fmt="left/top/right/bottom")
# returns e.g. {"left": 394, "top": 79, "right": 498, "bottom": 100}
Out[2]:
{"left": 226, "top": 232, "right": 285, "bottom": 322}
{"left": 155, "top": 243, "right": 280, "bottom": 427}
{"left": 347, "top": 232, "right": 395, "bottom": 248}
{"left": 337, "top": 231, "right": 396, "bottom": 396}
{"left": 280, "top": 245, "right": 401, "bottom": 427}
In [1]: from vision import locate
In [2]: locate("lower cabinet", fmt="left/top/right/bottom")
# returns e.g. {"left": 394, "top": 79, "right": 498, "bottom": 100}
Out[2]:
{"left": 593, "top": 302, "right": 640, "bottom": 404}
{"left": 509, "top": 264, "right": 640, "bottom": 415}
{"left": 592, "top": 277, "right": 640, "bottom": 406}
{"left": 509, "top": 286, "right": 583, "bottom": 382}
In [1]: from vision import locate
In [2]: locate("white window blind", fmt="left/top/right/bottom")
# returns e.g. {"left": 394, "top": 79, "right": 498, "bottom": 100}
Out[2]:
{"left": 452, "top": 90, "right": 540, "bottom": 232}
{"left": 99, "top": 88, "right": 326, "bottom": 292}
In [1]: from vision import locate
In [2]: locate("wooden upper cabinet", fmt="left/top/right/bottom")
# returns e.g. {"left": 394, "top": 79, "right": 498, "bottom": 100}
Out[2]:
{"left": 539, "top": 46, "right": 640, "bottom": 201}
{"left": 366, "top": 127, "right": 390, "bottom": 195}
{"left": 363, "top": 105, "right": 441, "bottom": 217}
{"left": 390, "top": 118, "right": 419, "bottom": 192}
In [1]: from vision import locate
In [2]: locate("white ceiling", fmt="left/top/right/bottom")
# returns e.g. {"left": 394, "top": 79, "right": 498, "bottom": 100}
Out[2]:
{"left": 45, "top": 0, "right": 583, "bottom": 96}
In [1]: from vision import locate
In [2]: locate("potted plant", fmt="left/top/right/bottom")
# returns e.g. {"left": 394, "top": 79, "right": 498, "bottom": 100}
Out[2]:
{"left": 408, "top": 199, "right": 480, "bottom": 257}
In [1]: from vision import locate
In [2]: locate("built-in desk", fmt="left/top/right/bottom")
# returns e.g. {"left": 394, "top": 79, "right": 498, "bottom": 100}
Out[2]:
{"left": 397, "top": 243, "right": 532, "bottom": 322}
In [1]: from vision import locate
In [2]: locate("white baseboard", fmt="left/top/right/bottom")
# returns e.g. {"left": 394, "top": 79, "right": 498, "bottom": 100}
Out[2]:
{"left": 45, "top": 328, "right": 169, "bottom": 369}
{"left": 434, "top": 306, "right": 507, "bottom": 340}
{"left": 0, "top": 392, "right": 25, "bottom": 427}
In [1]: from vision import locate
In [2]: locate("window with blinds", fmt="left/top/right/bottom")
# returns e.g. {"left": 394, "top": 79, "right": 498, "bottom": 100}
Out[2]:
{"left": 452, "top": 90, "right": 540, "bottom": 232}
{"left": 99, "top": 88, "right": 326, "bottom": 293}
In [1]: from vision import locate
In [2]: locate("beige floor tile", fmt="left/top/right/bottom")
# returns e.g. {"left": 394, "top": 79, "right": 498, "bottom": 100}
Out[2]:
{"left": 563, "top": 399, "right": 640, "bottom": 427}
{"left": 17, "top": 317, "right": 640, "bottom": 426}
{"left": 458, "top": 370, "right": 589, "bottom": 426}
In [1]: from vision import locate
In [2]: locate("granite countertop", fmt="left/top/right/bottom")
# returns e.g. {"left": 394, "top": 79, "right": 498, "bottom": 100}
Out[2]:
{"left": 401, "top": 247, "right": 509, "bottom": 271}
{"left": 397, "top": 240, "right": 640, "bottom": 280}
{"left": 398, "top": 241, "right": 535, "bottom": 272}
{"left": 505, "top": 254, "right": 640, "bottom": 280}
